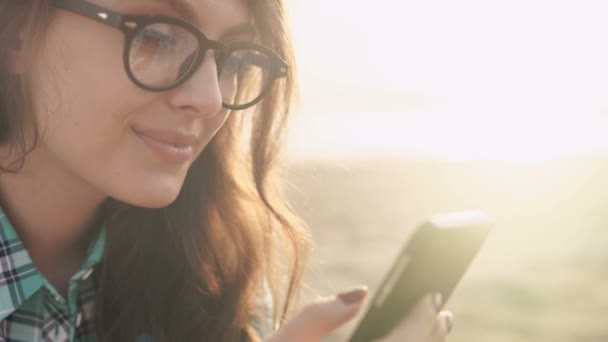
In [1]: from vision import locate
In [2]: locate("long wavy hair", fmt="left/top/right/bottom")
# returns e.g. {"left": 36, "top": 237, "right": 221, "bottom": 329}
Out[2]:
{"left": 0, "top": 1, "right": 310, "bottom": 341}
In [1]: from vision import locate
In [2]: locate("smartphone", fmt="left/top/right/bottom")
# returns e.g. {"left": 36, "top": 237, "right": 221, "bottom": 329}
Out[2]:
{"left": 348, "top": 210, "right": 492, "bottom": 342}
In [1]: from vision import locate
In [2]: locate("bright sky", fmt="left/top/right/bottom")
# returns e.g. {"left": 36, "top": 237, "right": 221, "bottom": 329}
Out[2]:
{"left": 286, "top": 0, "right": 608, "bottom": 161}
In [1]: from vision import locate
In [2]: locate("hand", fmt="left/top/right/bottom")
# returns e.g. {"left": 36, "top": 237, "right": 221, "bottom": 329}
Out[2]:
{"left": 374, "top": 293, "right": 453, "bottom": 342}
{"left": 264, "top": 286, "right": 453, "bottom": 342}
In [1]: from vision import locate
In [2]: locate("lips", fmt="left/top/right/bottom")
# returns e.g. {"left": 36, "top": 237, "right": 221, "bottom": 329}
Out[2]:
{"left": 132, "top": 127, "right": 198, "bottom": 147}
{"left": 133, "top": 127, "right": 197, "bottom": 164}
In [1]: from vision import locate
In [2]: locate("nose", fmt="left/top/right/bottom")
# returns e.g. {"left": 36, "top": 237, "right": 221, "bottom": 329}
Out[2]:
{"left": 167, "top": 50, "right": 223, "bottom": 118}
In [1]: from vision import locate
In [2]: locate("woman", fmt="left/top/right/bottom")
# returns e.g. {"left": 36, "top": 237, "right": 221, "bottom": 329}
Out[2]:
{"left": 0, "top": 0, "right": 453, "bottom": 341}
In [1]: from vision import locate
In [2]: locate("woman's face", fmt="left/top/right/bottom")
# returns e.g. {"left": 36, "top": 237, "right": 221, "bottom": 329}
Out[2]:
{"left": 28, "top": 0, "right": 251, "bottom": 207}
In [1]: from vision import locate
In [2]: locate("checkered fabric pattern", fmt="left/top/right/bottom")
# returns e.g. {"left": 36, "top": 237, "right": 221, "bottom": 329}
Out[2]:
{"left": 0, "top": 208, "right": 275, "bottom": 341}
{"left": 0, "top": 208, "right": 104, "bottom": 342}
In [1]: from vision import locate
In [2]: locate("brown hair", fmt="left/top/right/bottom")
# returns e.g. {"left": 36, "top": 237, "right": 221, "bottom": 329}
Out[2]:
{"left": 0, "top": 1, "right": 310, "bottom": 341}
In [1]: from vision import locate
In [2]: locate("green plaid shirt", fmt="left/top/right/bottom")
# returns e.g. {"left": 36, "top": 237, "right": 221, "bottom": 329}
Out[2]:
{"left": 0, "top": 208, "right": 274, "bottom": 342}
{"left": 0, "top": 208, "right": 104, "bottom": 341}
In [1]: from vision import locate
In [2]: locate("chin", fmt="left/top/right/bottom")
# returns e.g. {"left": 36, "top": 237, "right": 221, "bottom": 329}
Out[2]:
{"left": 115, "top": 183, "right": 183, "bottom": 209}
{"left": 132, "top": 195, "right": 180, "bottom": 209}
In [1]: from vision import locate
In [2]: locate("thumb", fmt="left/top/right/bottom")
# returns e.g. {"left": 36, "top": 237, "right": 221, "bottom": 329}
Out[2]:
{"left": 267, "top": 286, "right": 368, "bottom": 342}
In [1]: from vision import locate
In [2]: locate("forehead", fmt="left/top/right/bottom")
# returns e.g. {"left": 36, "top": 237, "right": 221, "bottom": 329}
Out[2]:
{"left": 103, "top": 0, "right": 251, "bottom": 38}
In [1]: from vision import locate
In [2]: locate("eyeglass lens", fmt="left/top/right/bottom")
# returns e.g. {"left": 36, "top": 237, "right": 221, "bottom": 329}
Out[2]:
{"left": 127, "top": 22, "right": 273, "bottom": 107}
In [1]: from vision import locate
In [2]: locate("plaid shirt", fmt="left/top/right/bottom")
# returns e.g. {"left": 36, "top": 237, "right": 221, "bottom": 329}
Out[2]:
{"left": 0, "top": 208, "right": 275, "bottom": 342}
{"left": 0, "top": 208, "right": 104, "bottom": 341}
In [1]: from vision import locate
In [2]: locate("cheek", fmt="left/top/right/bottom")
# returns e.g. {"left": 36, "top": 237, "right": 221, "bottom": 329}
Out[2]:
{"left": 39, "top": 111, "right": 191, "bottom": 208}
{"left": 193, "top": 110, "right": 232, "bottom": 156}
{"left": 31, "top": 35, "right": 139, "bottom": 197}
{"left": 33, "top": 12, "right": 139, "bottom": 121}
{"left": 30, "top": 31, "right": 188, "bottom": 207}
{"left": 32, "top": 33, "right": 120, "bottom": 138}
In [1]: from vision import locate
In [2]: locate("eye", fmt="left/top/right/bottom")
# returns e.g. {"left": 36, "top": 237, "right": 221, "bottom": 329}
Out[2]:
{"left": 139, "top": 28, "right": 177, "bottom": 50}
{"left": 245, "top": 52, "right": 271, "bottom": 70}
{"left": 224, "top": 51, "right": 270, "bottom": 75}
{"left": 224, "top": 54, "right": 243, "bottom": 73}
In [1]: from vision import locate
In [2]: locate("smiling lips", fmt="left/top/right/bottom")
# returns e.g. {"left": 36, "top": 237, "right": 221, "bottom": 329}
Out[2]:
{"left": 133, "top": 127, "right": 197, "bottom": 165}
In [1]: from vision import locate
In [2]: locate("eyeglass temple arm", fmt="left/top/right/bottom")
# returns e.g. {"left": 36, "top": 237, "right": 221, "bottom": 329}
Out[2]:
{"left": 51, "top": 0, "right": 125, "bottom": 28}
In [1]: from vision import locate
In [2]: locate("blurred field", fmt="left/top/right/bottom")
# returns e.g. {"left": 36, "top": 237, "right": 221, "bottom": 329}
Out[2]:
{"left": 285, "top": 159, "right": 608, "bottom": 342}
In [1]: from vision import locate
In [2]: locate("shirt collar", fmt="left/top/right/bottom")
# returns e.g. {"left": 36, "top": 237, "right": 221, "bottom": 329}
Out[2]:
{"left": 0, "top": 207, "right": 106, "bottom": 321}
{"left": 82, "top": 225, "right": 106, "bottom": 270}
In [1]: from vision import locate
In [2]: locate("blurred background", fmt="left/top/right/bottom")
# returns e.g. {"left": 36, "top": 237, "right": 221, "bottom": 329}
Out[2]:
{"left": 283, "top": 1, "right": 608, "bottom": 341}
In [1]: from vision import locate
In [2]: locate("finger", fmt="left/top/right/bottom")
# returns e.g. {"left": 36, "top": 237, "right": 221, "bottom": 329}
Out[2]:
{"left": 426, "top": 311, "right": 453, "bottom": 342}
{"left": 379, "top": 293, "right": 440, "bottom": 342}
{"left": 266, "top": 286, "right": 368, "bottom": 342}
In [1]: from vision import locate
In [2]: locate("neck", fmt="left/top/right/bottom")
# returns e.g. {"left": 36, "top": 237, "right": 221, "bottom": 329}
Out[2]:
{"left": 0, "top": 146, "right": 107, "bottom": 291}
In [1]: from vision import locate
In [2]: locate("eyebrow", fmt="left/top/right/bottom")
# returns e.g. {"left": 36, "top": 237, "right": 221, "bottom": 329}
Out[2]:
{"left": 161, "top": 0, "right": 256, "bottom": 41}
{"left": 221, "top": 23, "right": 256, "bottom": 41}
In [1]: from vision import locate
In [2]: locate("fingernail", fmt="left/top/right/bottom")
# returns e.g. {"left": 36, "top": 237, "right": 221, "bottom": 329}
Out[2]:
{"left": 337, "top": 286, "right": 368, "bottom": 305}
{"left": 442, "top": 312, "right": 454, "bottom": 333}
{"left": 432, "top": 293, "right": 443, "bottom": 311}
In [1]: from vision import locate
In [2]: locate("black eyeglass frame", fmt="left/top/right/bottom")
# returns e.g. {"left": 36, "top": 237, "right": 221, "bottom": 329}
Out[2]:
{"left": 51, "top": 0, "right": 289, "bottom": 110}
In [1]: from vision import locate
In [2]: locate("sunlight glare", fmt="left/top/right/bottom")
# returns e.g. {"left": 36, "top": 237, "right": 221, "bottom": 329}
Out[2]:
{"left": 287, "top": 0, "right": 608, "bottom": 161}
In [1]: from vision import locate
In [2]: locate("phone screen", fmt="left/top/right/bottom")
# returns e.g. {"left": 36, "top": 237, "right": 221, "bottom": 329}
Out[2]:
{"left": 348, "top": 211, "right": 491, "bottom": 342}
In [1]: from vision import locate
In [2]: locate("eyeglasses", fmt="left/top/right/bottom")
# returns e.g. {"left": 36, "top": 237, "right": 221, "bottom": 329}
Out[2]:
{"left": 51, "top": 0, "right": 289, "bottom": 110}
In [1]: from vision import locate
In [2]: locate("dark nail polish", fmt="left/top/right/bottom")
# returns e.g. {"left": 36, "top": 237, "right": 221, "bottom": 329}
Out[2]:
{"left": 444, "top": 313, "right": 453, "bottom": 333}
{"left": 338, "top": 287, "right": 368, "bottom": 305}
